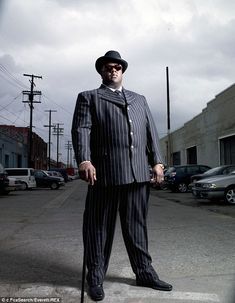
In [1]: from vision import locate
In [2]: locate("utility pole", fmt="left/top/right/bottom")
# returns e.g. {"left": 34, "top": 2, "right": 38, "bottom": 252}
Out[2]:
{"left": 23, "top": 74, "right": 42, "bottom": 167}
{"left": 166, "top": 67, "right": 171, "bottom": 166}
{"left": 44, "top": 110, "right": 57, "bottom": 170}
{"left": 65, "top": 141, "right": 72, "bottom": 167}
{"left": 53, "top": 123, "right": 64, "bottom": 167}
{"left": 70, "top": 146, "right": 73, "bottom": 167}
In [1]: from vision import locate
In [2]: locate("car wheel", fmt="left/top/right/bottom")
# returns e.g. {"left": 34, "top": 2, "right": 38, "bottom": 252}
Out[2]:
{"left": 178, "top": 182, "right": 188, "bottom": 193}
{"left": 50, "top": 182, "right": 59, "bottom": 190}
{"left": 224, "top": 187, "right": 235, "bottom": 204}
{"left": 21, "top": 182, "right": 28, "bottom": 190}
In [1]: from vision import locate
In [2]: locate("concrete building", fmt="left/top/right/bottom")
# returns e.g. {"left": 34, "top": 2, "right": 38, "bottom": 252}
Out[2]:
{"left": 0, "top": 127, "right": 28, "bottom": 168}
{"left": 160, "top": 84, "right": 235, "bottom": 168}
{"left": 0, "top": 125, "right": 47, "bottom": 169}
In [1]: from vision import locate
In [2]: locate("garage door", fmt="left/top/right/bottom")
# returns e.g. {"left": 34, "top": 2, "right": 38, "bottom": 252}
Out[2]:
{"left": 220, "top": 135, "right": 235, "bottom": 164}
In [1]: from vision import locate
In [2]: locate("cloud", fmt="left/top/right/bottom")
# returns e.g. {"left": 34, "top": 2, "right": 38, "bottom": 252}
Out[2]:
{"left": 0, "top": 0, "right": 234, "bottom": 162}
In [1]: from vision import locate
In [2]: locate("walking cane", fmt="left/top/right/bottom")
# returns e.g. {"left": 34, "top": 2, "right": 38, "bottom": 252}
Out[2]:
{"left": 80, "top": 230, "right": 88, "bottom": 303}
{"left": 80, "top": 187, "right": 91, "bottom": 303}
{"left": 80, "top": 169, "right": 96, "bottom": 302}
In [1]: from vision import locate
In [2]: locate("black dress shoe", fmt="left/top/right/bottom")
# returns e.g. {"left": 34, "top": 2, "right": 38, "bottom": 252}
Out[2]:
{"left": 88, "top": 284, "right": 105, "bottom": 301}
{"left": 136, "top": 278, "right": 173, "bottom": 291}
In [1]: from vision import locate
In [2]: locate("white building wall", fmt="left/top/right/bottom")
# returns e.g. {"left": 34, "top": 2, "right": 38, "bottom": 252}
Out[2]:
{"left": 160, "top": 84, "right": 235, "bottom": 167}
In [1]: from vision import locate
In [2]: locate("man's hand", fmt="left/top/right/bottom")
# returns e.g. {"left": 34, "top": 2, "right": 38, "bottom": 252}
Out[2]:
{"left": 79, "top": 161, "right": 97, "bottom": 185}
{"left": 151, "top": 164, "right": 164, "bottom": 184}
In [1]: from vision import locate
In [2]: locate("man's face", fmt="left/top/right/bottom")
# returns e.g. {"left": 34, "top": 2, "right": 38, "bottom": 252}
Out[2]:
{"left": 100, "top": 62, "right": 123, "bottom": 88}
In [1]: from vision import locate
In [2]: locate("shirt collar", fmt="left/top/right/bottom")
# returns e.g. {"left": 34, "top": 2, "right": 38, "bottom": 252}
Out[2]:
{"left": 102, "top": 84, "right": 122, "bottom": 92}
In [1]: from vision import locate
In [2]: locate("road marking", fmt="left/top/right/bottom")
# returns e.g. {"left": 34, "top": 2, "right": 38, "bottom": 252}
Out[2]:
{"left": 142, "top": 291, "right": 220, "bottom": 301}
{"left": 84, "top": 291, "right": 220, "bottom": 303}
{"left": 97, "top": 292, "right": 220, "bottom": 302}
{"left": 102, "top": 284, "right": 220, "bottom": 302}
{"left": 7, "top": 284, "right": 220, "bottom": 303}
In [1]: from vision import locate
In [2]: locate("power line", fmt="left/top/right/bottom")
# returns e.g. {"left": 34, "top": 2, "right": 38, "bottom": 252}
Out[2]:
{"left": 0, "top": 64, "right": 28, "bottom": 89}
{"left": 0, "top": 72, "right": 24, "bottom": 90}
{"left": 0, "top": 66, "right": 73, "bottom": 165}
{"left": 0, "top": 114, "right": 16, "bottom": 124}
{"left": 22, "top": 73, "right": 43, "bottom": 167}
{"left": 42, "top": 93, "right": 73, "bottom": 116}
{"left": 44, "top": 109, "right": 57, "bottom": 170}
{"left": 0, "top": 103, "right": 27, "bottom": 125}
{"left": 53, "top": 123, "right": 64, "bottom": 167}
{"left": 0, "top": 93, "right": 22, "bottom": 112}
{"left": 65, "top": 140, "right": 72, "bottom": 167}
{"left": 12, "top": 107, "right": 27, "bottom": 124}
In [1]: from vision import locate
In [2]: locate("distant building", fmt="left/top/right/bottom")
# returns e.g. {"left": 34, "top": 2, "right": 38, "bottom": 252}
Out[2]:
{"left": 160, "top": 84, "right": 235, "bottom": 167}
{"left": 0, "top": 126, "right": 27, "bottom": 167}
{"left": 49, "top": 158, "right": 66, "bottom": 169}
{"left": 0, "top": 125, "right": 47, "bottom": 169}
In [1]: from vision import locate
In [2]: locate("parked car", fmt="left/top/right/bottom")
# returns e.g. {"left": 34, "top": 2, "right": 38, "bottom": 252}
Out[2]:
{"left": 192, "top": 171, "right": 235, "bottom": 204}
{"left": 3, "top": 177, "right": 24, "bottom": 194}
{"left": 4, "top": 168, "right": 36, "bottom": 190}
{"left": 189, "top": 165, "right": 235, "bottom": 189}
{"left": 46, "top": 170, "right": 65, "bottom": 181}
{"left": 164, "top": 164, "right": 211, "bottom": 193}
{"left": 34, "top": 170, "right": 65, "bottom": 189}
{"left": 49, "top": 168, "right": 69, "bottom": 182}
{"left": 0, "top": 163, "right": 9, "bottom": 194}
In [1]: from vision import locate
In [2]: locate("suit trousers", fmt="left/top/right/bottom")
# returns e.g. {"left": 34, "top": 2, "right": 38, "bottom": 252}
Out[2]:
{"left": 83, "top": 182, "right": 159, "bottom": 286}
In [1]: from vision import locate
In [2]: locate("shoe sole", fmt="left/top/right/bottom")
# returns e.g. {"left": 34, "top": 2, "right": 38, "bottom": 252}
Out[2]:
{"left": 90, "top": 296, "right": 104, "bottom": 301}
{"left": 136, "top": 282, "right": 173, "bottom": 291}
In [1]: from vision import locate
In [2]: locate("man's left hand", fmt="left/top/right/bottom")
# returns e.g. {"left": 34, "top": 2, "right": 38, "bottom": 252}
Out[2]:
{"left": 151, "top": 164, "right": 164, "bottom": 184}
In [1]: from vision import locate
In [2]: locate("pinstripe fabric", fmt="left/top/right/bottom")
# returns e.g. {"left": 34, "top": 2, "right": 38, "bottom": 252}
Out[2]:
{"left": 71, "top": 84, "right": 163, "bottom": 286}
{"left": 71, "top": 85, "right": 163, "bottom": 186}
{"left": 84, "top": 183, "right": 158, "bottom": 286}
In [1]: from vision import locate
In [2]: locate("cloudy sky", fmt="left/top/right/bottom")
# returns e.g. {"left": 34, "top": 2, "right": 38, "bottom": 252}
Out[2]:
{"left": 0, "top": 0, "right": 234, "bottom": 164}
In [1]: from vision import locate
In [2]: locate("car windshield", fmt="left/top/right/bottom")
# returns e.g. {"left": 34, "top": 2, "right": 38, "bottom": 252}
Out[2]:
{"left": 203, "top": 167, "right": 221, "bottom": 175}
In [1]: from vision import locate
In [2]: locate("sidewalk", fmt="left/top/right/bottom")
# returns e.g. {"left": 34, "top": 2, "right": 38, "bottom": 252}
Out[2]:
{"left": 0, "top": 180, "right": 234, "bottom": 303}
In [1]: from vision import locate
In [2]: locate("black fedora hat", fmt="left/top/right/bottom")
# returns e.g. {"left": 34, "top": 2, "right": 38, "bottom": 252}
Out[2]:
{"left": 95, "top": 50, "right": 128, "bottom": 74}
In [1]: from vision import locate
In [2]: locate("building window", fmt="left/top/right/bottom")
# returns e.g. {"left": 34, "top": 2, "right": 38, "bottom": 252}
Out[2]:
{"left": 187, "top": 146, "right": 197, "bottom": 164}
{"left": 172, "top": 151, "right": 181, "bottom": 165}
{"left": 220, "top": 135, "right": 235, "bottom": 165}
{"left": 5, "top": 154, "right": 9, "bottom": 168}
{"left": 17, "top": 154, "right": 22, "bottom": 168}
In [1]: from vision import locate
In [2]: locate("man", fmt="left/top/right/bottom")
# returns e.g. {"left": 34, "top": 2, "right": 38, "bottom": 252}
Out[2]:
{"left": 71, "top": 50, "right": 172, "bottom": 301}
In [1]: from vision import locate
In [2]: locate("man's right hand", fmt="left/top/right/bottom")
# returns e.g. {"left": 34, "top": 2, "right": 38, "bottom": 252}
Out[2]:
{"left": 79, "top": 161, "right": 97, "bottom": 185}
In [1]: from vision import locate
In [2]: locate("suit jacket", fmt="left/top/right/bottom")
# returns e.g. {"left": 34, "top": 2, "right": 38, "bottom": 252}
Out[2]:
{"left": 71, "top": 85, "right": 163, "bottom": 186}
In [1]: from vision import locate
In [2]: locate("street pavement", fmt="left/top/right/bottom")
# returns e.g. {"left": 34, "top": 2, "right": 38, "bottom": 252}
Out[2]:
{"left": 0, "top": 180, "right": 234, "bottom": 303}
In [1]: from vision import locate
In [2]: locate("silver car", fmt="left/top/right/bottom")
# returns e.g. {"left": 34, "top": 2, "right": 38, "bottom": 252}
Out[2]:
{"left": 192, "top": 171, "right": 235, "bottom": 204}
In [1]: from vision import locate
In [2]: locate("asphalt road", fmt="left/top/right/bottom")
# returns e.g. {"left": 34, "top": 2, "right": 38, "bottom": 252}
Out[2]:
{"left": 0, "top": 180, "right": 234, "bottom": 303}
{"left": 150, "top": 187, "right": 235, "bottom": 218}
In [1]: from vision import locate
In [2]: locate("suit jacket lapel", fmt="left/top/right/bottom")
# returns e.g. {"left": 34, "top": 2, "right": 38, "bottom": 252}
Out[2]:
{"left": 97, "top": 85, "right": 125, "bottom": 107}
{"left": 122, "top": 88, "right": 135, "bottom": 105}
{"left": 97, "top": 85, "right": 136, "bottom": 106}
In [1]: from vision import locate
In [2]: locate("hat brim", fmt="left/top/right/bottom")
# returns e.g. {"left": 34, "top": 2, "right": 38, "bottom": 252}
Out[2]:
{"left": 95, "top": 56, "right": 128, "bottom": 74}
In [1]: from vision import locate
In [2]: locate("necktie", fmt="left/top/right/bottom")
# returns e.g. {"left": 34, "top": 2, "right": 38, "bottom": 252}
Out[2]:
{"left": 115, "top": 90, "right": 125, "bottom": 101}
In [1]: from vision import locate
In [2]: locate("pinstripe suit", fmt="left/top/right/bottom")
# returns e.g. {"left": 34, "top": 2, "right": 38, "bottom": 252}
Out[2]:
{"left": 72, "top": 84, "right": 163, "bottom": 285}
